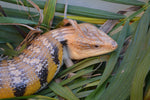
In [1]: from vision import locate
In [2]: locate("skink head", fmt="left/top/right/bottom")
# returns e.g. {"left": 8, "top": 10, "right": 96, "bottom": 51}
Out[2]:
{"left": 65, "top": 23, "right": 118, "bottom": 59}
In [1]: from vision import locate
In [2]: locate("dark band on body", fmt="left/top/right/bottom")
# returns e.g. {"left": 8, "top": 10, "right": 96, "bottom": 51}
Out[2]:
{"left": 51, "top": 45, "right": 60, "bottom": 65}
{"left": 13, "top": 82, "right": 27, "bottom": 96}
{"left": 38, "top": 61, "right": 48, "bottom": 87}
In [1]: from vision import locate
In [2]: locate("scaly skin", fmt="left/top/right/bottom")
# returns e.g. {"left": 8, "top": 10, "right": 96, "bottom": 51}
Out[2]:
{"left": 0, "top": 21, "right": 117, "bottom": 99}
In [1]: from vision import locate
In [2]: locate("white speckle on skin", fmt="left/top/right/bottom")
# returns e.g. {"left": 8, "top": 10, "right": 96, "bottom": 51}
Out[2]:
{"left": 35, "top": 63, "right": 43, "bottom": 72}
{"left": 26, "top": 58, "right": 30, "bottom": 64}
{"left": 46, "top": 44, "right": 50, "bottom": 48}
{"left": 23, "top": 57, "right": 32, "bottom": 64}
{"left": 50, "top": 49, "right": 54, "bottom": 54}
{"left": 38, "top": 36, "right": 53, "bottom": 49}
{"left": 10, "top": 70, "right": 22, "bottom": 76}
{"left": 23, "top": 58, "right": 27, "bottom": 62}
{"left": 12, "top": 77, "right": 22, "bottom": 84}
{"left": 33, "top": 47, "right": 41, "bottom": 53}
{"left": 28, "top": 45, "right": 33, "bottom": 50}
{"left": 9, "top": 63, "right": 16, "bottom": 66}
{"left": 38, "top": 37, "right": 45, "bottom": 41}
{"left": 52, "top": 31, "right": 59, "bottom": 37}
{"left": 43, "top": 39, "right": 49, "bottom": 46}
{"left": 19, "top": 54, "right": 24, "bottom": 59}
{"left": 30, "top": 58, "right": 40, "bottom": 65}
{"left": 8, "top": 67, "right": 16, "bottom": 71}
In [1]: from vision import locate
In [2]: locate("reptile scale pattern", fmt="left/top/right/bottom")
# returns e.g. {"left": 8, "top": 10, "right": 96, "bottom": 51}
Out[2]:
{"left": 0, "top": 32, "right": 63, "bottom": 99}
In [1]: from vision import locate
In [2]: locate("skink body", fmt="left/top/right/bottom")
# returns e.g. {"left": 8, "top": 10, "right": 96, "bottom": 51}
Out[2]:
{"left": 0, "top": 22, "right": 118, "bottom": 99}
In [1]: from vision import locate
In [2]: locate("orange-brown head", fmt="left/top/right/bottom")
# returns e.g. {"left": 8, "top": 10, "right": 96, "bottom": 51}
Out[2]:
{"left": 64, "top": 23, "right": 118, "bottom": 59}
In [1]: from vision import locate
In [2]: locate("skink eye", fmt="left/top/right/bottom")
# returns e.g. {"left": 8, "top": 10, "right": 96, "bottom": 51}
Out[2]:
{"left": 94, "top": 45, "right": 99, "bottom": 48}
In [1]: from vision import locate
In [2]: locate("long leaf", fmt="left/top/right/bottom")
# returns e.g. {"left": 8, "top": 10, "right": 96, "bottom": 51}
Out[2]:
{"left": 49, "top": 82, "right": 79, "bottom": 100}
{"left": 43, "top": 0, "right": 57, "bottom": 27}
{"left": 3, "top": 8, "right": 39, "bottom": 21}
{"left": 1, "top": 0, "right": 126, "bottom": 19}
{"left": 55, "top": 3, "right": 125, "bottom": 19}
{"left": 130, "top": 7, "right": 150, "bottom": 100}
{"left": 0, "top": 26, "right": 23, "bottom": 45}
{"left": 57, "top": 56, "right": 108, "bottom": 78}
{"left": 103, "top": 0, "right": 145, "bottom": 6}
{"left": 60, "top": 68, "right": 93, "bottom": 86}
{"left": 0, "top": 17, "right": 37, "bottom": 24}
{"left": 68, "top": 76, "right": 101, "bottom": 90}
{"left": 131, "top": 50, "right": 150, "bottom": 100}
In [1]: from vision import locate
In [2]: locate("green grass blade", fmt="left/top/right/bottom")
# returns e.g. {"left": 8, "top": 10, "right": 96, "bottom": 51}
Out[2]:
{"left": 57, "top": 56, "right": 108, "bottom": 78}
{"left": 68, "top": 76, "right": 101, "bottom": 90}
{"left": 75, "top": 90, "right": 94, "bottom": 98}
{"left": 55, "top": 3, "right": 125, "bottom": 19}
{"left": 131, "top": 50, "right": 150, "bottom": 100}
{"left": 43, "top": 0, "right": 57, "bottom": 27}
{"left": 103, "top": 0, "right": 145, "bottom": 6}
{"left": 60, "top": 68, "right": 93, "bottom": 86}
{"left": 1, "top": 0, "right": 125, "bottom": 19}
{"left": 0, "top": 26, "right": 23, "bottom": 45}
{"left": 130, "top": 7, "right": 150, "bottom": 100}
{"left": 0, "top": 17, "right": 37, "bottom": 24}
{"left": 3, "top": 7, "right": 39, "bottom": 21}
{"left": 49, "top": 82, "right": 79, "bottom": 100}
{"left": 2, "top": 8, "right": 63, "bottom": 27}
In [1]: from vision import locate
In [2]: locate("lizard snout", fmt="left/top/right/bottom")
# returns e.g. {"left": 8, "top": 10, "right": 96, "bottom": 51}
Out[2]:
{"left": 111, "top": 41, "right": 118, "bottom": 50}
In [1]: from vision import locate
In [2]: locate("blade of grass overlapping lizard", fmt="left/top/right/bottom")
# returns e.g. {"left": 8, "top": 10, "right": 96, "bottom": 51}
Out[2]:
{"left": 92, "top": 6, "right": 150, "bottom": 100}
{"left": 1, "top": 0, "right": 125, "bottom": 19}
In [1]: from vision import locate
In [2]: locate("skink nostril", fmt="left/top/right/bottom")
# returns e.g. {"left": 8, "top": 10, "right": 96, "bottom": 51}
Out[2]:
{"left": 112, "top": 41, "right": 118, "bottom": 49}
